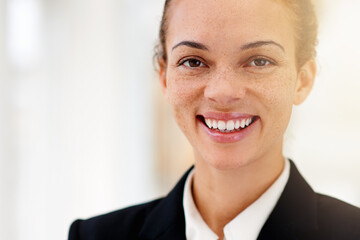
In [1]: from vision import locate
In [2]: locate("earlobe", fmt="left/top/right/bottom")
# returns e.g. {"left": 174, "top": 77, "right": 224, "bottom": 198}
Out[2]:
{"left": 293, "top": 59, "right": 317, "bottom": 105}
{"left": 158, "top": 57, "right": 168, "bottom": 97}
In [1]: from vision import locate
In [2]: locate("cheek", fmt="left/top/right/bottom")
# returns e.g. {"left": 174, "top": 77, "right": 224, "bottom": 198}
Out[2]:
{"left": 166, "top": 72, "right": 203, "bottom": 109}
{"left": 166, "top": 73, "right": 203, "bottom": 130}
{"left": 257, "top": 68, "right": 297, "bottom": 108}
{"left": 259, "top": 70, "right": 298, "bottom": 132}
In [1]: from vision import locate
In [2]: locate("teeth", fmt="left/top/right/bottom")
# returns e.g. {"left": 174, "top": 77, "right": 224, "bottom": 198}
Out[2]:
{"left": 212, "top": 120, "right": 218, "bottom": 129}
{"left": 204, "top": 117, "right": 254, "bottom": 132}
{"left": 218, "top": 121, "right": 226, "bottom": 131}
{"left": 205, "top": 119, "right": 213, "bottom": 128}
{"left": 245, "top": 118, "right": 251, "bottom": 126}
{"left": 235, "top": 120, "right": 240, "bottom": 129}
{"left": 240, "top": 119, "right": 246, "bottom": 128}
{"left": 226, "top": 120, "right": 235, "bottom": 131}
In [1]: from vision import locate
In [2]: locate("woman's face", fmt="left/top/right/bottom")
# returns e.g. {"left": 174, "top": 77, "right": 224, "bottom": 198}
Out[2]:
{"left": 159, "top": 0, "right": 315, "bottom": 170}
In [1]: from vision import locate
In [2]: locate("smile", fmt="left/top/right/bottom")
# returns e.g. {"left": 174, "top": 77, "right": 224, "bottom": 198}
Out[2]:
{"left": 204, "top": 117, "right": 255, "bottom": 133}
{"left": 197, "top": 113, "right": 259, "bottom": 143}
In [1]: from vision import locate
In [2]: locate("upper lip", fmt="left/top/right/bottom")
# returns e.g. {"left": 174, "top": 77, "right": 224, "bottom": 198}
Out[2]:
{"left": 199, "top": 112, "right": 257, "bottom": 121}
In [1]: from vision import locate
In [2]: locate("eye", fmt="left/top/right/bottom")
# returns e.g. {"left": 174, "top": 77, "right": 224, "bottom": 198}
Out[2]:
{"left": 180, "top": 59, "right": 206, "bottom": 68}
{"left": 247, "top": 58, "right": 273, "bottom": 67}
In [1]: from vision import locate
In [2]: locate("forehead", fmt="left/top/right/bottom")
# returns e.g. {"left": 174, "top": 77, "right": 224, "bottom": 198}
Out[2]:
{"left": 166, "top": 0, "right": 295, "bottom": 52}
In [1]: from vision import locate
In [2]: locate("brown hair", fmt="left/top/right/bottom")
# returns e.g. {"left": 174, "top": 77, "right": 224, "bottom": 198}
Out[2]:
{"left": 155, "top": 0, "right": 318, "bottom": 68}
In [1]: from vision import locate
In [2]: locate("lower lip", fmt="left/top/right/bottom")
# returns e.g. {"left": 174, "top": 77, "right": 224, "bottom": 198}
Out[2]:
{"left": 198, "top": 118, "right": 259, "bottom": 143}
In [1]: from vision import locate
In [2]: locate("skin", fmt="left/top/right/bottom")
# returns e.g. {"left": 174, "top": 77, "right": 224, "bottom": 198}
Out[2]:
{"left": 158, "top": 0, "right": 316, "bottom": 238}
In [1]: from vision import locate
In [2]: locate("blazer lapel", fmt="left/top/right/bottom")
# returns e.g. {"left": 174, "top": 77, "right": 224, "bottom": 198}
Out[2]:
{"left": 138, "top": 167, "right": 193, "bottom": 240}
{"left": 257, "top": 160, "right": 318, "bottom": 239}
{"left": 137, "top": 160, "right": 318, "bottom": 240}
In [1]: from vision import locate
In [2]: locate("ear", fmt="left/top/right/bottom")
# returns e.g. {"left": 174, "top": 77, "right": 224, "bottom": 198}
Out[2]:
{"left": 293, "top": 59, "right": 317, "bottom": 105}
{"left": 158, "top": 57, "right": 168, "bottom": 98}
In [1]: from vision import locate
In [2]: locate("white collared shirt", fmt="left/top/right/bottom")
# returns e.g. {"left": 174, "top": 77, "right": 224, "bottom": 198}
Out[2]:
{"left": 183, "top": 159, "right": 290, "bottom": 240}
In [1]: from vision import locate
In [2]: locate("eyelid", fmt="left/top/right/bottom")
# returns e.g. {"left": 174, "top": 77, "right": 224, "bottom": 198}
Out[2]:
{"left": 244, "top": 56, "right": 277, "bottom": 67}
{"left": 177, "top": 56, "right": 208, "bottom": 67}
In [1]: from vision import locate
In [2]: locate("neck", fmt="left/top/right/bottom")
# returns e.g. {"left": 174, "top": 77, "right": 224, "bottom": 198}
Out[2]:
{"left": 192, "top": 150, "right": 285, "bottom": 238}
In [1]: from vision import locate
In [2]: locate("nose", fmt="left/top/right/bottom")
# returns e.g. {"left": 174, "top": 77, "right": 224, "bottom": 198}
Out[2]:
{"left": 204, "top": 69, "right": 246, "bottom": 107}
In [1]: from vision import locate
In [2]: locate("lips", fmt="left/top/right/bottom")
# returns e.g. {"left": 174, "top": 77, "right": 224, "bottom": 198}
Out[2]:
{"left": 197, "top": 113, "right": 259, "bottom": 143}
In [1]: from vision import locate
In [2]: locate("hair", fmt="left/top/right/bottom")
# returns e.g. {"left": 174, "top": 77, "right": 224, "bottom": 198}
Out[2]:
{"left": 155, "top": 0, "right": 318, "bottom": 69}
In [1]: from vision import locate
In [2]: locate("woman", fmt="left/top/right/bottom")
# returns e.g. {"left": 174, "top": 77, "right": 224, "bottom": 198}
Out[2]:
{"left": 69, "top": 0, "right": 360, "bottom": 239}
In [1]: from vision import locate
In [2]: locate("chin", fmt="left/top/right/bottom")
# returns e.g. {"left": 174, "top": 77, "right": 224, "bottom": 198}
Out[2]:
{"left": 196, "top": 148, "right": 257, "bottom": 171}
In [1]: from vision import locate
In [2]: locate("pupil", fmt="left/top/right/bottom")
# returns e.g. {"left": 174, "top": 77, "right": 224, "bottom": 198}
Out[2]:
{"left": 255, "top": 59, "right": 266, "bottom": 66}
{"left": 189, "top": 60, "right": 200, "bottom": 67}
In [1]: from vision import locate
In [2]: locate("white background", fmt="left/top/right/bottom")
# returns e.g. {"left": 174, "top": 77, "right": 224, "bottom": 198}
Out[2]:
{"left": 0, "top": 0, "right": 359, "bottom": 239}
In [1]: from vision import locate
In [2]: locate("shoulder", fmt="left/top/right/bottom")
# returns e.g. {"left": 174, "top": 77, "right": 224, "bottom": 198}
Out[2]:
{"left": 260, "top": 160, "right": 360, "bottom": 239}
{"left": 68, "top": 198, "right": 163, "bottom": 240}
{"left": 68, "top": 167, "right": 192, "bottom": 240}
{"left": 315, "top": 193, "right": 360, "bottom": 238}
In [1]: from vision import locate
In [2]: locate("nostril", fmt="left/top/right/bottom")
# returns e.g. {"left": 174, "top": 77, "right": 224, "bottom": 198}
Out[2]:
{"left": 204, "top": 88, "right": 244, "bottom": 106}
{"left": 204, "top": 80, "right": 246, "bottom": 104}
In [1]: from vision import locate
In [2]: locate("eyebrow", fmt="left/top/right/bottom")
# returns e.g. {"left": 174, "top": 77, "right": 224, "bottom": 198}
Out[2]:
{"left": 172, "top": 41, "right": 209, "bottom": 51}
{"left": 171, "top": 40, "right": 285, "bottom": 52}
{"left": 241, "top": 40, "right": 285, "bottom": 52}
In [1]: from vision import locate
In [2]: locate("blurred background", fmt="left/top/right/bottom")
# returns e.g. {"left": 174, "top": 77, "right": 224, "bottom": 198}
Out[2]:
{"left": 0, "top": 0, "right": 359, "bottom": 239}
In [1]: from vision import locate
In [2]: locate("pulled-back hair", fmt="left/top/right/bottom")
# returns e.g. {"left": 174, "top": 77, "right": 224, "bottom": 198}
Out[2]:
{"left": 155, "top": 0, "right": 318, "bottom": 68}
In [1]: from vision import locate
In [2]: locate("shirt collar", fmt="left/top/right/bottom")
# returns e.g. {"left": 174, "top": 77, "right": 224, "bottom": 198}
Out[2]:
{"left": 183, "top": 159, "right": 290, "bottom": 240}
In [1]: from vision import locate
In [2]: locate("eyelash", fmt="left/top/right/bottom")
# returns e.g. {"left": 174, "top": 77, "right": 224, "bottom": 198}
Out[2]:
{"left": 178, "top": 58, "right": 207, "bottom": 68}
{"left": 177, "top": 56, "right": 276, "bottom": 69}
{"left": 245, "top": 57, "right": 276, "bottom": 67}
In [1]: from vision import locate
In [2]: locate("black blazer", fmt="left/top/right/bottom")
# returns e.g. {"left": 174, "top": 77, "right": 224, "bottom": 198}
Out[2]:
{"left": 69, "top": 161, "right": 360, "bottom": 239}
